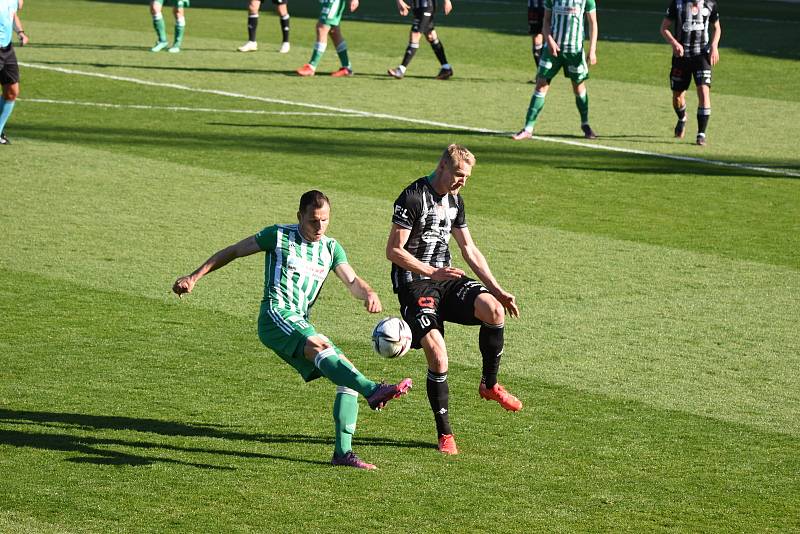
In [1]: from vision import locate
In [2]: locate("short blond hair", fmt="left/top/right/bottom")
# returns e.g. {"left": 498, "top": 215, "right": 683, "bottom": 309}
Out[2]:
{"left": 440, "top": 144, "right": 476, "bottom": 169}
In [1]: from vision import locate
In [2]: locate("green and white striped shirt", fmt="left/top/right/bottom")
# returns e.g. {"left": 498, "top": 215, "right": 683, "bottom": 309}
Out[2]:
{"left": 255, "top": 224, "right": 348, "bottom": 317}
{"left": 545, "top": 0, "right": 596, "bottom": 54}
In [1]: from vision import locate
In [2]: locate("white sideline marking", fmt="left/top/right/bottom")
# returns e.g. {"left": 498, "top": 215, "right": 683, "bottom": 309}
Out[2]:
{"left": 22, "top": 98, "right": 361, "bottom": 117}
{"left": 21, "top": 62, "right": 800, "bottom": 178}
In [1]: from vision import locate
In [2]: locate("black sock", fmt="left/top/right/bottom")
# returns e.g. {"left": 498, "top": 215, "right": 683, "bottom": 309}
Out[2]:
{"left": 674, "top": 104, "right": 687, "bottom": 122}
{"left": 401, "top": 42, "right": 418, "bottom": 68}
{"left": 697, "top": 107, "right": 711, "bottom": 134}
{"left": 247, "top": 15, "right": 258, "bottom": 42}
{"left": 430, "top": 38, "right": 448, "bottom": 66}
{"left": 533, "top": 44, "right": 543, "bottom": 66}
{"left": 280, "top": 14, "right": 290, "bottom": 43}
{"left": 479, "top": 323, "right": 504, "bottom": 388}
{"left": 426, "top": 369, "right": 451, "bottom": 436}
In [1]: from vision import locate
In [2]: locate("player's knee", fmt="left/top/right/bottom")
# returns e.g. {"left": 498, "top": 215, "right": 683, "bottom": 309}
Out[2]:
{"left": 476, "top": 295, "right": 504, "bottom": 325}
{"left": 305, "top": 336, "right": 332, "bottom": 356}
{"left": 4, "top": 84, "right": 19, "bottom": 100}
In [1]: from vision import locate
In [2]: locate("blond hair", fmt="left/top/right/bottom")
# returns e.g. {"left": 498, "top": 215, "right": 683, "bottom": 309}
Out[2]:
{"left": 440, "top": 144, "right": 476, "bottom": 169}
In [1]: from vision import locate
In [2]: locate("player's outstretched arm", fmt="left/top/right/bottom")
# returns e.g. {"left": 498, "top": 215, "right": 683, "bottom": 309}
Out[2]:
{"left": 443, "top": 0, "right": 452, "bottom": 16}
{"left": 396, "top": 0, "right": 410, "bottom": 16}
{"left": 386, "top": 224, "right": 464, "bottom": 280}
{"left": 14, "top": 14, "right": 28, "bottom": 45}
{"left": 452, "top": 227, "right": 519, "bottom": 317}
{"left": 172, "top": 235, "right": 261, "bottom": 297}
{"left": 334, "top": 263, "right": 382, "bottom": 313}
{"left": 710, "top": 20, "right": 721, "bottom": 65}
{"left": 543, "top": 9, "right": 558, "bottom": 56}
{"left": 586, "top": 10, "right": 598, "bottom": 65}
{"left": 660, "top": 18, "right": 683, "bottom": 57}
{"left": 349, "top": 0, "right": 359, "bottom": 12}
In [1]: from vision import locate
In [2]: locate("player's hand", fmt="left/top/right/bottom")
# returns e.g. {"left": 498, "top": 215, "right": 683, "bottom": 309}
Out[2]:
{"left": 349, "top": 0, "right": 359, "bottom": 12}
{"left": 364, "top": 291, "right": 383, "bottom": 313}
{"left": 430, "top": 267, "right": 465, "bottom": 281}
{"left": 397, "top": 0, "right": 410, "bottom": 16}
{"left": 588, "top": 48, "right": 597, "bottom": 65}
{"left": 18, "top": 31, "right": 28, "bottom": 46}
{"left": 172, "top": 275, "right": 196, "bottom": 297}
{"left": 710, "top": 45, "right": 719, "bottom": 66}
{"left": 672, "top": 42, "right": 684, "bottom": 57}
{"left": 547, "top": 36, "right": 559, "bottom": 57}
{"left": 494, "top": 289, "right": 520, "bottom": 318}
{"left": 443, "top": 0, "right": 452, "bottom": 15}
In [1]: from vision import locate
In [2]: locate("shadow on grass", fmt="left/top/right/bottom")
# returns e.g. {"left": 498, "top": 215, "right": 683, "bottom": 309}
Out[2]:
{"left": 0, "top": 409, "right": 431, "bottom": 468}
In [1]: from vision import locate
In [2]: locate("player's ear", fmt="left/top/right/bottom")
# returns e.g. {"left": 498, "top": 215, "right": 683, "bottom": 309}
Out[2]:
{"left": 297, "top": 210, "right": 302, "bottom": 223}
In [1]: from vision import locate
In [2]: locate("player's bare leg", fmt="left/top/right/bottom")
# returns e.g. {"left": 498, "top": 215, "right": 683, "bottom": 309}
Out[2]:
{"left": 673, "top": 90, "right": 688, "bottom": 138}
{"left": 513, "top": 77, "right": 550, "bottom": 139}
{"left": 421, "top": 330, "right": 458, "bottom": 454}
{"left": 572, "top": 80, "right": 596, "bottom": 139}
{"left": 696, "top": 84, "right": 711, "bottom": 145}
{"left": 473, "top": 293, "right": 522, "bottom": 412}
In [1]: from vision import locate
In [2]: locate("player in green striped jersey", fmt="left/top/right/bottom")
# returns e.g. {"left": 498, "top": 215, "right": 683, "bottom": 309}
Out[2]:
{"left": 173, "top": 190, "right": 412, "bottom": 470}
{"left": 513, "top": 0, "right": 599, "bottom": 140}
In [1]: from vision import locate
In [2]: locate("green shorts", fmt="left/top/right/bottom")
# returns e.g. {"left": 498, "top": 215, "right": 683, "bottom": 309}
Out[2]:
{"left": 537, "top": 48, "right": 589, "bottom": 84}
{"left": 318, "top": 0, "right": 346, "bottom": 27}
{"left": 153, "top": 0, "right": 190, "bottom": 7}
{"left": 258, "top": 307, "right": 323, "bottom": 382}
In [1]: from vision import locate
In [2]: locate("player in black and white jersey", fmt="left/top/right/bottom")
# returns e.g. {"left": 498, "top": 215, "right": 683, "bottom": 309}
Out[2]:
{"left": 527, "top": 0, "right": 546, "bottom": 69}
{"left": 386, "top": 144, "right": 522, "bottom": 456}
{"left": 387, "top": 0, "right": 454, "bottom": 80}
{"left": 661, "top": 0, "right": 721, "bottom": 146}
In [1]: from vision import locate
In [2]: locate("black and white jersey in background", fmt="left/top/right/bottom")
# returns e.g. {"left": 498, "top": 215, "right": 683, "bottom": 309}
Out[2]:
{"left": 665, "top": 0, "right": 720, "bottom": 57}
{"left": 527, "top": 0, "right": 545, "bottom": 8}
{"left": 410, "top": 0, "right": 436, "bottom": 10}
{"left": 391, "top": 176, "right": 467, "bottom": 292}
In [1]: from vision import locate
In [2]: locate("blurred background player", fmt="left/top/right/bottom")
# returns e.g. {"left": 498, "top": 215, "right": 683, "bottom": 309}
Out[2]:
{"left": 237, "top": 0, "right": 291, "bottom": 54}
{"left": 149, "top": 0, "right": 187, "bottom": 53}
{"left": 386, "top": 145, "right": 522, "bottom": 455}
{"left": 0, "top": 0, "right": 23, "bottom": 145}
{"left": 660, "top": 0, "right": 721, "bottom": 146}
{"left": 173, "top": 190, "right": 412, "bottom": 470}
{"left": 387, "top": 0, "right": 453, "bottom": 80}
{"left": 528, "top": 0, "right": 545, "bottom": 70}
{"left": 296, "top": 0, "right": 358, "bottom": 77}
{"left": 513, "top": 0, "right": 598, "bottom": 140}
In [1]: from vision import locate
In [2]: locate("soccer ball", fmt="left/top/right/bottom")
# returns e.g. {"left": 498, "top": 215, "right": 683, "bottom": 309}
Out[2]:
{"left": 371, "top": 317, "right": 412, "bottom": 359}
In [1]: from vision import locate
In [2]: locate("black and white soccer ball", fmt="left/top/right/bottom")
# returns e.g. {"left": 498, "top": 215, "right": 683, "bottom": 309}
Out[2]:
{"left": 371, "top": 317, "right": 412, "bottom": 359}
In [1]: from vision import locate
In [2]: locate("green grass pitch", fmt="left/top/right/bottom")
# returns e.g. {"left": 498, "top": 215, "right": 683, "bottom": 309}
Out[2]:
{"left": 1, "top": 0, "right": 799, "bottom": 531}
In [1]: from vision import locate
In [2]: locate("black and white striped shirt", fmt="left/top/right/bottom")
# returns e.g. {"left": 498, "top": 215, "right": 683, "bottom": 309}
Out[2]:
{"left": 665, "top": 0, "right": 719, "bottom": 57}
{"left": 391, "top": 176, "right": 467, "bottom": 291}
{"left": 410, "top": 0, "right": 436, "bottom": 10}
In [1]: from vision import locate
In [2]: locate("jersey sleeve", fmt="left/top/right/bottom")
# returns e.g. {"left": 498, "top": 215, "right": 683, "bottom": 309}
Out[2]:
{"left": 254, "top": 225, "right": 279, "bottom": 251}
{"left": 665, "top": 0, "right": 678, "bottom": 19}
{"left": 392, "top": 188, "right": 422, "bottom": 230}
{"left": 330, "top": 240, "right": 349, "bottom": 270}
{"left": 453, "top": 195, "right": 467, "bottom": 229}
{"left": 585, "top": 0, "right": 596, "bottom": 12}
{"left": 709, "top": 3, "right": 719, "bottom": 23}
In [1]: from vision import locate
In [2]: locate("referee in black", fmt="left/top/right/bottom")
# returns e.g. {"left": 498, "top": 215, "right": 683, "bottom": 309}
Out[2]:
{"left": 0, "top": 0, "right": 25, "bottom": 145}
{"left": 386, "top": 144, "right": 522, "bottom": 456}
{"left": 661, "top": 0, "right": 721, "bottom": 146}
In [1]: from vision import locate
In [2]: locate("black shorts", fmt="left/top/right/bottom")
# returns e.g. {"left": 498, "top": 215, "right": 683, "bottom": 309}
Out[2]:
{"left": 528, "top": 7, "right": 544, "bottom": 35}
{"left": 411, "top": 7, "right": 435, "bottom": 35}
{"left": 670, "top": 54, "right": 712, "bottom": 92}
{"left": 397, "top": 277, "right": 489, "bottom": 349}
{"left": 0, "top": 45, "right": 20, "bottom": 86}
{"left": 270, "top": 0, "right": 287, "bottom": 5}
